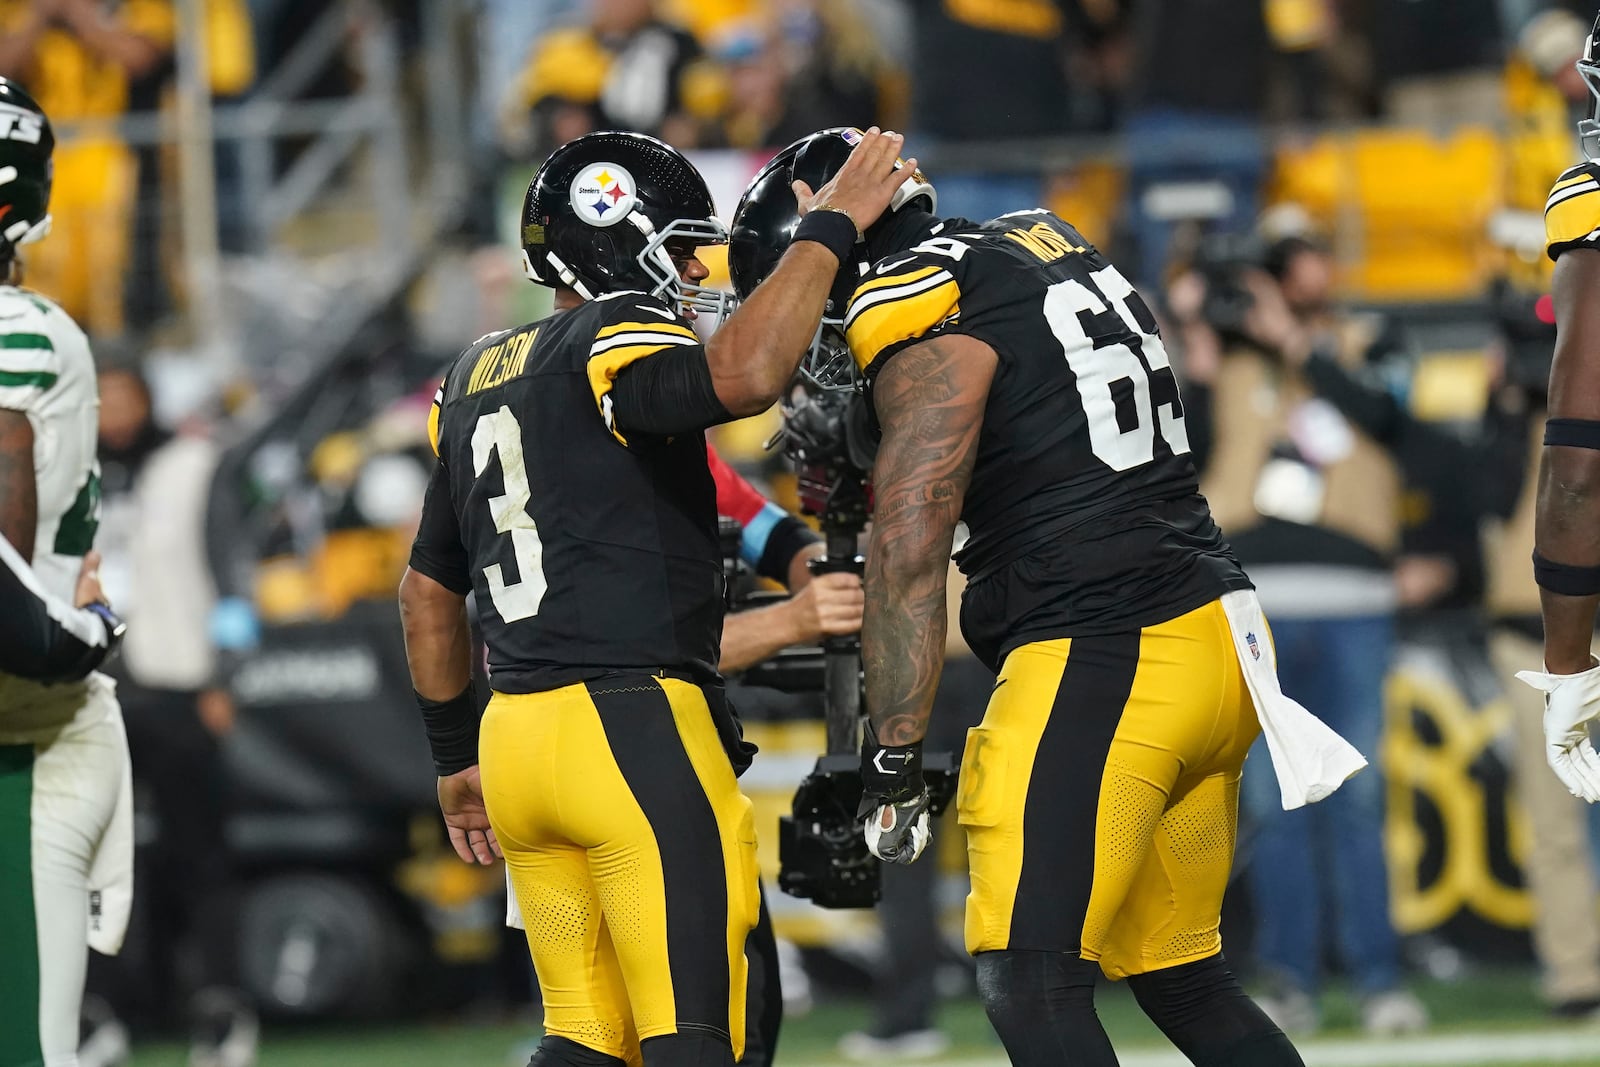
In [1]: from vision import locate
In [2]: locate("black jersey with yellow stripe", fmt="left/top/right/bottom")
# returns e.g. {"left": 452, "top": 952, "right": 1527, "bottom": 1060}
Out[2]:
{"left": 1547, "top": 161, "right": 1600, "bottom": 261}
{"left": 429, "top": 291, "right": 724, "bottom": 692}
{"left": 845, "top": 210, "right": 1249, "bottom": 655}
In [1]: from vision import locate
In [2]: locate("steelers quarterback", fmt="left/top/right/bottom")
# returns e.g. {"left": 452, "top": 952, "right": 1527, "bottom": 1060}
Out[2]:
{"left": 398, "top": 128, "right": 914, "bottom": 1067}
{"left": 1518, "top": 15, "right": 1600, "bottom": 802}
{"left": 0, "top": 78, "right": 133, "bottom": 1067}
{"left": 727, "top": 130, "right": 1369, "bottom": 1066}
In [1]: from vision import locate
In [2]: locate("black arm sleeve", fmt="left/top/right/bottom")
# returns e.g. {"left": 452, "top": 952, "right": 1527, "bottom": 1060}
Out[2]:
{"left": 0, "top": 537, "right": 114, "bottom": 682}
{"left": 408, "top": 460, "right": 473, "bottom": 596}
{"left": 757, "top": 516, "right": 821, "bottom": 586}
{"left": 608, "top": 345, "right": 735, "bottom": 439}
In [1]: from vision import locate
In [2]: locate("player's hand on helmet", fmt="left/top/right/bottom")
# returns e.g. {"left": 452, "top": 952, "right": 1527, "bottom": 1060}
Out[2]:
{"left": 1518, "top": 660, "right": 1600, "bottom": 802}
{"left": 438, "top": 765, "right": 502, "bottom": 865}
{"left": 858, "top": 720, "right": 932, "bottom": 864}
{"left": 793, "top": 571, "right": 864, "bottom": 642}
{"left": 793, "top": 127, "right": 918, "bottom": 237}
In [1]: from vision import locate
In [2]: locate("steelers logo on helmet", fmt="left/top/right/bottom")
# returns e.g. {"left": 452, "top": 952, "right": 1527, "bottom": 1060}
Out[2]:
{"left": 569, "top": 162, "right": 637, "bottom": 228}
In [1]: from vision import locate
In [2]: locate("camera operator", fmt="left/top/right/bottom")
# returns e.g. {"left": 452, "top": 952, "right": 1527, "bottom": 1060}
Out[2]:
{"left": 713, "top": 441, "right": 980, "bottom": 1061}
{"left": 1180, "top": 233, "right": 1429, "bottom": 1035}
{"left": 711, "top": 443, "right": 863, "bottom": 675}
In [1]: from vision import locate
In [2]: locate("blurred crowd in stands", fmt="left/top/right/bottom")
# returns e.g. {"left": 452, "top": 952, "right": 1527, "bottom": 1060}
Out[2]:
{"left": 23, "top": 0, "right": 1600, "bottom": 1059}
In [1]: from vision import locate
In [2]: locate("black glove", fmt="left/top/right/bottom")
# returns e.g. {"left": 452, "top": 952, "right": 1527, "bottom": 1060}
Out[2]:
{"left": 857, "top": 720, "right": 932, "bottom": 864}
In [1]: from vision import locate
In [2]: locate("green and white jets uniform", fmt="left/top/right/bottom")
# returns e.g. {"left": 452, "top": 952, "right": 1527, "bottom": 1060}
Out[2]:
{"left": 0, "top": 78, "right": 131, "bottom": 1067}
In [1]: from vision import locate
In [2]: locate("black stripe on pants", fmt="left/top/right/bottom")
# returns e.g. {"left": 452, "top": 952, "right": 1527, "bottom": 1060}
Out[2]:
{"left": 591, "top": 680, "right": 731, "bottom": 1040}
{"left": 1008, "top": 633, "right": 1141, "bottom": 951}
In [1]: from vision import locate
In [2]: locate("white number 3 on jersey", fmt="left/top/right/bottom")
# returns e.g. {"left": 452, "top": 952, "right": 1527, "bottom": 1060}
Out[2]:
{"left": 471, "top": 406, "right": 547, "bottom": 622}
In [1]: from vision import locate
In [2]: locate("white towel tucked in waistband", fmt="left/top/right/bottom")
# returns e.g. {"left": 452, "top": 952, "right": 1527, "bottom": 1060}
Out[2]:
{"left": 1221, "top": 589, "right": 1368, "bottom": 809}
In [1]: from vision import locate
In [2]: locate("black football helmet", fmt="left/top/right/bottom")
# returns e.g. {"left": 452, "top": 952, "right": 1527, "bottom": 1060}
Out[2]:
{"left": 521, "top": 131, "right": 727, "bottom": 315}
{"left": 1581, "top": 14, "right": 1600, "bottom": 161}
{"left": 727, "top": 128, "right": 935, "bottom": 389}
{"left": 0, "top": 78, "right": 53, "bottom": 256}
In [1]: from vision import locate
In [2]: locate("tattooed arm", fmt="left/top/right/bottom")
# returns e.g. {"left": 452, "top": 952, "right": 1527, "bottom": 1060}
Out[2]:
{"left": 863, "top": 333, "right": 998, "bottom": 746}
{"left": 0, "top": 410, "right": 36, "bottom": 562}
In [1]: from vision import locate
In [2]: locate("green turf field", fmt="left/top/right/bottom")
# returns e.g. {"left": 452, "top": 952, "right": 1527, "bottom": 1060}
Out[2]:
{"left": 124, "top": 970, "right": 1600, "bottom": 1066}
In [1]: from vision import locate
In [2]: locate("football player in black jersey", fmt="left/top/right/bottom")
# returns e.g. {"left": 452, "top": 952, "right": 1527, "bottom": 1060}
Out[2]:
{"left": 1520, "top": 15, "right": 1600, "bottom": 803}
{"left": 399, "top": 128, "right": 917, "bottom": 1067}
{"left": 729, "top": 130, "right": 1314, "bottom": 1066}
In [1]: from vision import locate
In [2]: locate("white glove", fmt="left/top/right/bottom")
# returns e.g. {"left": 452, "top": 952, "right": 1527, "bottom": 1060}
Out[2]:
{"left": 862, "top": 790, "right": 932, "bottom": 865}
{"left": 1517, "top": 661, "right": 1600, "bottom": 802}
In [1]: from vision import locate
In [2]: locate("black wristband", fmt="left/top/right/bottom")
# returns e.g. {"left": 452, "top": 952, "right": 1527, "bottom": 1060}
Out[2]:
{"left": 793, "top": 210, "right": 859, "bottom": 264}
{"left": 860, "top": 720, "right": 924, "bottom": 802}
{"left": 1533, "top": 550, "right": 1600, "bottom": 597}
{"left": 57, "top": 602, "right": 123, "bottom": 681}
{"left": 1546, "top": 418, "right": 1600, "bottom": 451}
{"left": 417, "top": 684, "right": 480, "bottom": 776}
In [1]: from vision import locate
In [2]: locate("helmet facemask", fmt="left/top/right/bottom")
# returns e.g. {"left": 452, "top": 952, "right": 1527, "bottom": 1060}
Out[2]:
{"left": 798, "top": 320, "right": 858, "bottom": 395}
{"left": 634, "top": 214, "right": 731, "bottom": 319}
{"left": 1581, "top": 22, "right": 1600, "bottom": 161}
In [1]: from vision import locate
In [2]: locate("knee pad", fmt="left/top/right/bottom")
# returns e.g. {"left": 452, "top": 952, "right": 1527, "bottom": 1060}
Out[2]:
{"left": 1128, "top": 955, "right": 1303, "bottom": 1067}
{"left": 527, "top": 1035, "right": 627, "bottom": 1067}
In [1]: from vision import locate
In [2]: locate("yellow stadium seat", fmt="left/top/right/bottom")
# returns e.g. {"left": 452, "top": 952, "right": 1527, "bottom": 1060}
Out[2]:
{"left": 1267, "top": 127, "right": 1505, "bottom": 302}
{"left": 1347, "top": 127, "right": 1502, "bottom": 300}
{"left": 1047, "top": 161, "right": 1125, "bottom": 251}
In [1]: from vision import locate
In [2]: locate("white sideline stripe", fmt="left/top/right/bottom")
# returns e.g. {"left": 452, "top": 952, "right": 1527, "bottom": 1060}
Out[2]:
{"left": 788, "top": 1028, "right": 1600, "bottom": 1067}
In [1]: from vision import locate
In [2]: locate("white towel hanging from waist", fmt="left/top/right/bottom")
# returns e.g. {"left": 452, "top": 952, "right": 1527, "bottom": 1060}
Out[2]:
{"left": 1220, "top": 589, "right": 1368, "bottom": 809}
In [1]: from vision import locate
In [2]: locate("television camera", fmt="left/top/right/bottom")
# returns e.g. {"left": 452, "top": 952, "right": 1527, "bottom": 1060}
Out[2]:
{"left": 759, "top": 327, "right": 958, "bottom": 909}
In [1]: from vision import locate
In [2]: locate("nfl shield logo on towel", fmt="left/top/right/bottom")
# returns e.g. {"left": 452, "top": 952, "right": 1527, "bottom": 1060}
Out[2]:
{"left": 1246, "top": 631, "right": 1260, "bottom": 661}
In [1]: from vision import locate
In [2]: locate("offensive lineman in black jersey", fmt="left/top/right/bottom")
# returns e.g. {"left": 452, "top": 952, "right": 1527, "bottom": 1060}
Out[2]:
{"left": 729, "top": 130, "right": 1342, "bottom": 1066}
{"left": 399, "top": 129, "right": 918, "bottom": 1067}
{"left": 1520, "top": 16, "right": 1600, "bottom": 802}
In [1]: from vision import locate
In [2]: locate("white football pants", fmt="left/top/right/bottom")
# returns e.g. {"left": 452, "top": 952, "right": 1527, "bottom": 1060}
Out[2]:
{"left": 0, "top": 682, "right": 129, "bottom": 1067}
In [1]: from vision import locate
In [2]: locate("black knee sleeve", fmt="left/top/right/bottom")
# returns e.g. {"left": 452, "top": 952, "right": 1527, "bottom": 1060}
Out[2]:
{"left": 527, "top": 1035, "right": 626, "bottom": 1067}
{"left": 640, "top": 1031, "right": 733, "bottom": 1067}
{"left": 975, "top": 950, "right": 1118, "bottom": 1067}
{"left": 1127, "top": 954, "right": 1304, "bottom": 1067}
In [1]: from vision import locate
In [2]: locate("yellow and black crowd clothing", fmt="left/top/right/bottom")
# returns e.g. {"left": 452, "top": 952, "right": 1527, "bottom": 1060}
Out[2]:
{"left": 846, "top": 210, "right": 1256, "bottom": 974}
{"left": 514, "top": 20, "right": 723, "bottom": 145}
{"left": 409, "top": 291, "right": 756, "bottom": 1065}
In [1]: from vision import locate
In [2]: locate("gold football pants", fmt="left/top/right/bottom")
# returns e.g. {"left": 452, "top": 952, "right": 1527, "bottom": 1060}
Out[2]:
{"left": 479, "top": 676, "right": 759, "bottom": 1064}
{"left": 959, "top": 598, "right": 1261, "bottom": 979}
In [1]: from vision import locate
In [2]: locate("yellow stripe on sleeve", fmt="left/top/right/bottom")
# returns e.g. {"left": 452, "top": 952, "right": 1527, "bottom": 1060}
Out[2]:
{"left": 587, "top": 341, "right": 695, "bottom": 445}
{"left": 594, "top": 319, "right": 700, "bottom": 343}
{"left": 1546, "top": 188, "right": 1600, "bottom": 256}
{"left": 850, "top": 265, "right": 943, "bottom": 299}
{"left": 845, "top": 279, "right": 962, "bottom": 374}
{"left": 1552, "top": 170, "right": 1597, "bottom": 195}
